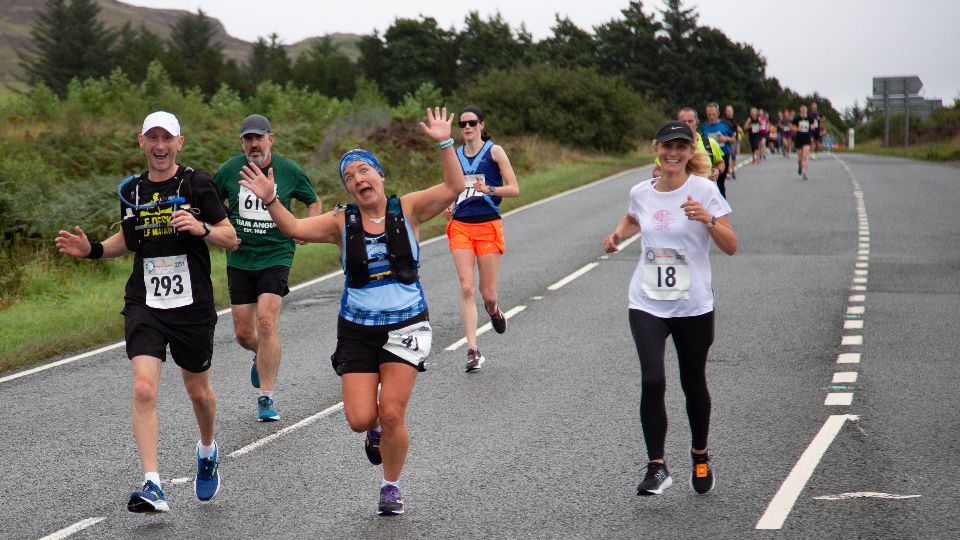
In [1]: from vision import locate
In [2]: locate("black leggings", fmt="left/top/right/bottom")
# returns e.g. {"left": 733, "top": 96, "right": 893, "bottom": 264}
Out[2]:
{"left": 628, "top": 309, "right": 715, "bottom": 461}
{"left": 717, "top": 153, "right": 729, "bottom": 198}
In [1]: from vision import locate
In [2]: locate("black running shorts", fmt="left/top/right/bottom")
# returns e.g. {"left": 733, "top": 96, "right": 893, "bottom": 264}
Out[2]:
{"left": 123, "top": 303, "right": 216, "bottom": 373}
{"left": 330, "top": 311, "right": 429, "bottom": 376}
{"left": 227, "top": 265, "right": 290, "bottom": 305}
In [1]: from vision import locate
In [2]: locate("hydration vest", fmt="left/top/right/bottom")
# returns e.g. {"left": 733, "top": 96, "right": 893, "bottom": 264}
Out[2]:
{"left": 343, "top": 195, "right": 419, "bottom": 288}
{"left": 120, "top": 167, "right": 196, "bottom": 252}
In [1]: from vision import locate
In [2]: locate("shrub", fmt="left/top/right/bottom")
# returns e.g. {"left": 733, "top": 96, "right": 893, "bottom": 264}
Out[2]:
{"left": 457, "top": 63, "right": 664, "bottom": 152}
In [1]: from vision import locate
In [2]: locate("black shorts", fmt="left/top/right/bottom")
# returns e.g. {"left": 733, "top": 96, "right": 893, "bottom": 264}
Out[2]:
{"left": 330, "top": 310, "right": 429, "bottom": 376}
{"left": 123, "top": 303, "right": 216, "bottom": 373}
{"left": 227, "top": 265, "right": 290, "bottom": 305}
{"left": 749, "top": 133, "right": 762, "bottom": 151}
{"left": 795, "top": 134, "right": 812, "bottom": 147}
{"left": 811, "top": 130, "right": 822, "bottom": 140}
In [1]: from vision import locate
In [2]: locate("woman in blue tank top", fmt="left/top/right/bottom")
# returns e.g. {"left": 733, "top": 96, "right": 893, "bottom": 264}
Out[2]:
{"left": 238, "top": 107, "right": 464, "bottom": 516}
{"left": 443, "top": 105, "right": 520, "bottom": 372}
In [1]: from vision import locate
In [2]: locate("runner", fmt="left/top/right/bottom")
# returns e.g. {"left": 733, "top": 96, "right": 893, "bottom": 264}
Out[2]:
{"left": 700, "top": 102, "right": 735, "bottom": 199}
{"left": 758, "top": 109, "right": 770, "bottom": 160}
{"left": 652, "top": 107, "right": 724, "bottom": 183}
{"left": 55, "top": 111, "right": 238, "bottom": 513}
{"left": 743, "top": 107, "right": 762, "bottom": 164}
{"left": 442, "top": 105, "right": 519, "bottom": 372}
{"left": 792, "top": 104, "right": 814, "bottom": 180}
{"left": 723, "top": 105, "right": 740, "bottom": 179}
{"left": 214, "top": 114, "right": 322, "bottom": 421}
{"left": 603, "top": 120, "right": 737, "bottom": 496}
{"left": 238, "top": 107, "right": 463, "bottom": 516}
{"left": 779, "top": 109, "right": 793, "bottom": 156}
{"left": 810, "top": 102, "right": 824, "bottom": 159}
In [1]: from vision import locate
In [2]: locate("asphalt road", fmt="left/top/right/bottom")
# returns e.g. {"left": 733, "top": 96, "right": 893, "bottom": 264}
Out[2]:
{"left": 3, "top": 151, "right": 958, "bottom": 539}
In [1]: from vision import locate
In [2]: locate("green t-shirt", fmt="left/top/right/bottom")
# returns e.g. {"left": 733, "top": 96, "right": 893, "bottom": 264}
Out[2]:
{"left": 214, "top": 154, "right": 318, "bottom": 270}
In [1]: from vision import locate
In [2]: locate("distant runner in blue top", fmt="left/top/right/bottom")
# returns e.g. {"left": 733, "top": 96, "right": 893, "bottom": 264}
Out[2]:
{"left": 700, "top": 102, "right": 736, "bottom": 199}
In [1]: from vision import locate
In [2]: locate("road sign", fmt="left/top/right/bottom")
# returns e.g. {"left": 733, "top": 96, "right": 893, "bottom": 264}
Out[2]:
{"left": 867, "top": 96, "right": 939, "bottom": 111}
{"left": 872, "top": 76, "right": 922, "bottom": 96}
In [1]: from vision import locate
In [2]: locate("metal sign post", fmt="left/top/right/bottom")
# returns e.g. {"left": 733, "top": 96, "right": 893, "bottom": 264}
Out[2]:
{"left": 868, "top": 76, "right": 936, "bottom": 148}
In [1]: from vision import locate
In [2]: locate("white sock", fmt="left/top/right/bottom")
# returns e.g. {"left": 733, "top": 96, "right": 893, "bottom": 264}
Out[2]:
{"left": 260, "top": 390, "right": 273, "bottom": 399}
{"left": 381, "top": 479, "right": 400, "bottom": 488}
{"left": 198, "top": 440, "right": 217, "bottom": 459}
{"left": 144, "top": 472, "right": 161, "bottom": 486}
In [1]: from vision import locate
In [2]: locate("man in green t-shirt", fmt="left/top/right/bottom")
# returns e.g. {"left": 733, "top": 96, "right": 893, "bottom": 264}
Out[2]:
{"left": 214, "top": 114, "right": 322, "bottom": 422}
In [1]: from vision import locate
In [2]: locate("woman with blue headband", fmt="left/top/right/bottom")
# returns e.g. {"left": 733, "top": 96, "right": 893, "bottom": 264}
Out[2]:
{"left": 239, "top": 107, "right": 463, "bottom": 516}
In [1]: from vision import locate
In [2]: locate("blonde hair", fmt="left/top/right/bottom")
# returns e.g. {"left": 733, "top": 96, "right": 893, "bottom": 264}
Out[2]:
{"left": 687, "top": 150, "right": 711, "bottom": 177}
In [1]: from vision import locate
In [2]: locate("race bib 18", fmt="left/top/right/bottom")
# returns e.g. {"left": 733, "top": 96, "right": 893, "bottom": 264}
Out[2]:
{"left": 641, "top": 247, "right": 691, "bottom": 301}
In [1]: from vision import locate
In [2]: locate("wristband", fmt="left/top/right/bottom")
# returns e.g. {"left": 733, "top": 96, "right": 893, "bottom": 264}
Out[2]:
{"left": 85, "top": 241, "right": 104, "bottom": 260}
{"left": 264, "top": 195, "right": 278, "bottom": 208}
{"left": 438, "top": 138, "right": 455, "bottom": 149}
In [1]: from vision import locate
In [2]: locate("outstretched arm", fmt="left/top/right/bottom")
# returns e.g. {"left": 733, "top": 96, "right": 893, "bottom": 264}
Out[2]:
{"left": 402, "top": 107, "right": 465, "bottom": 227}
{"left": 55, "top": 227, "right": 129, "bottom": 259}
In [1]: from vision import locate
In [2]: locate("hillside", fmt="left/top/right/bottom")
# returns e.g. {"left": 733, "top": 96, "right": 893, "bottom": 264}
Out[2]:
{"left": 0, "top": 0, "right": 361, "bottom": 83}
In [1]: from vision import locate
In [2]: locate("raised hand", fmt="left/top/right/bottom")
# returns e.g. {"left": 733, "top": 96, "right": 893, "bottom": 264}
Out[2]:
{"left": 55, "top": 226, "right": 92, "bottom": 258}
{"left": 418, "top": 106, "right": 453, "bottom": 143}
{"left": 239, "top": 162, "right": 276, "bottom": 202}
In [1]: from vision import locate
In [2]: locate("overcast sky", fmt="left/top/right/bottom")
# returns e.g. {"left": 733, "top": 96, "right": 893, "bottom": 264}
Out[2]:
{"left": 124, "top": 0, "right": 959, "bottom": 111}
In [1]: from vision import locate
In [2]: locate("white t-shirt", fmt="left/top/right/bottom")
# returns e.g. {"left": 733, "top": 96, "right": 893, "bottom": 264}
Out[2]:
{"left": 627, "top": 174, "right": 732, "bottom": 318}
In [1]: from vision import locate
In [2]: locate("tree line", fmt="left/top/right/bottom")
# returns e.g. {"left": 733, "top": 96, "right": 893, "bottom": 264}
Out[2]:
{"left": 17, "top": 0, "right": 841, "bottom": 129}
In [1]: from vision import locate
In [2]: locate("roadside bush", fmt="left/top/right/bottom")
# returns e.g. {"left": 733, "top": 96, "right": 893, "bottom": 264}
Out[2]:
{"left": 457, "top": 63, "right": 664, "bottom": 152}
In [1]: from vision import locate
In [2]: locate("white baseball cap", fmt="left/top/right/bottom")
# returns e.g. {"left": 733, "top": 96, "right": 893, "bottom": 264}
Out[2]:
{"left": 141, "top": 111, "right": 181, "bottom": 136}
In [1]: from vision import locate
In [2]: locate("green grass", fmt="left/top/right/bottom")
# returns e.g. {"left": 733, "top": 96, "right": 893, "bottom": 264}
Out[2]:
{"left": 843, "top": 137, "right": 960, "bottom": 162}
{"left": 0, "top": 153, "right": 648, "bottom": 374}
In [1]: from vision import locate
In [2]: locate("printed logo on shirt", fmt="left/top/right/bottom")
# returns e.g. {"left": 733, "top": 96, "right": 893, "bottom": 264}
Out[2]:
{"left": 652, "top": 210, "right": 675, "bottom": 231}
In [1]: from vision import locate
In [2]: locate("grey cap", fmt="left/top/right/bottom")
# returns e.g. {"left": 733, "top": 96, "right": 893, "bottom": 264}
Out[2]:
{"left": 240, "top": 114, "right": 272, "bottom": 136}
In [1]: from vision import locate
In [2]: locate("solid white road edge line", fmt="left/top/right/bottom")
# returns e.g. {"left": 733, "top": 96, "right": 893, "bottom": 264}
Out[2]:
{"left": 444, "top": 305, "right": 527, "bottom": 351}
{"left": 38, "top": 517, "right": 106, "bottom": 540}
{"left": 3, "top": 167, "right": 651, "bottom": 385}
{"left": 755, "top": 414, "right": 860, "bottom": 530}
{"left": 228, "top": 402, "right": 345, "bottom": 458}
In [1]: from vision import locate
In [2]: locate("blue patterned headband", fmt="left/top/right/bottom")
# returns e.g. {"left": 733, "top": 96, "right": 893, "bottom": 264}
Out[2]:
{"left": 339, "top": 149, "right": 384, "bottom": 185}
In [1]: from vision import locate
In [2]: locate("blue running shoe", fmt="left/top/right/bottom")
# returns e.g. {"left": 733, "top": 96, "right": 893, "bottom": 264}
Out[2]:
{"left": 258, "top": 395, "right": 279, "bottom": 422}
{"left": 377, "top": 484, "right": 404, "bottom": 516}
{"left": 195, "top": 443, "right": 221, "bottom": 501}
{"left": 250, "top": 355, "right": 260, "bottom": 388}
{"left": 127, "top": 480, "right": 169, "bottom": 513}
{"left": 364, "top": 429, "right": 382, "bottom": 465}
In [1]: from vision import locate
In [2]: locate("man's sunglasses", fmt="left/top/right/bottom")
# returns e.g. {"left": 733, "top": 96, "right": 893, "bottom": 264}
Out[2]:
{"left": 458, "top": 120, "right": 480, "bottom": 128}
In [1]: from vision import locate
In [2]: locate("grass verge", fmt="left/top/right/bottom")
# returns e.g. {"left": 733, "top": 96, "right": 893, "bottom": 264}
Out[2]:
{"left": 842, "top": 136, "right": 960, "bottom": 162}
{"left": 1, "top": 153, "right": 647, "bottom": 374}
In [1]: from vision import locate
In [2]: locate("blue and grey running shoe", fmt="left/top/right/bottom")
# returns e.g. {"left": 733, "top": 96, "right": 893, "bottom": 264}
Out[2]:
{"left": 195, "top": 443, "right": 221, "bottom": 501}
{"left": 377, "top": 484, "right": 404, "bottom": 516}
{"left": 127, "top": 480, "right": 169, "bottom": 513}
{"left": 250, "top": 355, "right": 260, "bottom": 388}
{"left": 257, "top": 395, "right": 279, "bottom": 422}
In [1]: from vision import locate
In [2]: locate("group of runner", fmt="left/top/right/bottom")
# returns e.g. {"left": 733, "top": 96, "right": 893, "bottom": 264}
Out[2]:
{"left": 55, "top": 105, "right": 517, "bottom": 517}
{"left": 741, "top": 102, "right": 828, "bottom": 180}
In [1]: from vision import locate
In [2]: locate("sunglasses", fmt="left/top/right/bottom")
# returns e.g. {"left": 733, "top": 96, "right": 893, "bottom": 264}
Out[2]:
{"left": 458, "top": 120, "right": 480, "bottom": 128}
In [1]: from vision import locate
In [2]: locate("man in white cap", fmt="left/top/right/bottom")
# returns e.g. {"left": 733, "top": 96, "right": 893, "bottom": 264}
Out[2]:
{"left": 214, "top": 114, "right": 321, "bottom": 422}
{"left": 55, "top": 111, "right": 238, "bottom": 514}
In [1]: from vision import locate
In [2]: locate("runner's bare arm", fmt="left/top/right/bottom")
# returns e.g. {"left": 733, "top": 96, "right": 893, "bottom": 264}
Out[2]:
{"left": 239, "top": 164, "right": 341, "bottom": 244}
{"left": 55, "top": 227, "right": 129, "bottom": 259}
{"left": 603, "top": 213, "right": 640, "bottom": 253}
{"left": 403, "top": 107, "right": 464, "bottom": 227}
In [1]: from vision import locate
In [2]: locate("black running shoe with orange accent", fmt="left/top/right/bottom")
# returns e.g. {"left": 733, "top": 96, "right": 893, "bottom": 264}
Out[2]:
{"left": 691, "top": 452, "right": 715, "bottom": 494}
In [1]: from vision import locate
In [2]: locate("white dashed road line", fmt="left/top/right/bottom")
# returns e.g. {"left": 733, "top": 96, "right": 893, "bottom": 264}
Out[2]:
{"left": 38, "top": 517, "right": 106, "bottom": 540}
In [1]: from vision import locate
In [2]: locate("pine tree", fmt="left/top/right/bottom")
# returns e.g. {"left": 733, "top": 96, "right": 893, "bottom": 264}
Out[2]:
{"left": 18, "top": 0, "right": 117, "bottom": 96}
